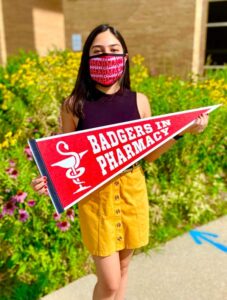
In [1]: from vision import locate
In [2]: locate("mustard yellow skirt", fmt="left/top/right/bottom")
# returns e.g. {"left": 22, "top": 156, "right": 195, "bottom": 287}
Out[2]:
{"left": 78, "top": 165, "right": 149, "bottom": 257}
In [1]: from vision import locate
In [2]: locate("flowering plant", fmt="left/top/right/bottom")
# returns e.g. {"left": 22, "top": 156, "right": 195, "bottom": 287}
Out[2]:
{"left": 0, "top": 49, "right": 226, "bottom": 299}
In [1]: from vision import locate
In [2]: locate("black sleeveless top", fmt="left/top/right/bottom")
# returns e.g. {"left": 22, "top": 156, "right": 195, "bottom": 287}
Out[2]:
{"left": 76, "top": 88, "right": 141, "bottom": 130}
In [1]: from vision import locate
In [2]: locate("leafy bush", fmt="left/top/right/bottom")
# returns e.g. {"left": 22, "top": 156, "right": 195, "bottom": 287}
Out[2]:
{"left": 0, "top": 50, "right": 226, "bottom": 299}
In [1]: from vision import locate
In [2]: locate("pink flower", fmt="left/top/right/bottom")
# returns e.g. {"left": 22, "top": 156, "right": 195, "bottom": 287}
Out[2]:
{"left": 5, "top": 168, "right": 19, "bottom": 179}
{"left": 0, "top": 212, "right": 4, "bottom": 219}
{"left": 27, "top": 199, "right": 36, "bottom": 207}
{"left": 57, "top": 220, "right": 70, "bottom": 232}
{"left": 24, "top": 145, "right": 33, "bottom": 161}
{"left": 9, "top": 160, "right": 16, "bottom": 167}
{"left": 18, "top": 209, "right": 29, "bottom": 222}
{"left": 27, "top": 117, "right": 33, "bottom": 123}
{"left": 2, "top": 201, "right": 17, "bottom": 216}
{"left": 9, "top": 169, "right": 19, "bottom": 179}
{"left": 6, "top": 167, "right": 13, "bottom": 174}
{"left": 66, "top": 208, "right": 75, "bottom": 222}
{"left": 9, "top": 196, "right": 17, "bottom": 203}
{"left": 14, "top": 191, "right": 28, "bottom": 203}
{"left": 53, "top": 212, "right": 61, "bottom": 220}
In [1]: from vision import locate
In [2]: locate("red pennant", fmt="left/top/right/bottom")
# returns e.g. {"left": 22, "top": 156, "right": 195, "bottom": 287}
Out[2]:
{"left": 28, "top": 105, "right": 220, "bottom": 213}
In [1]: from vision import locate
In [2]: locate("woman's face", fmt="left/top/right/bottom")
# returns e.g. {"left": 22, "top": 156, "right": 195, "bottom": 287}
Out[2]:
{"left": 89, "top": 30, "right": 125, "bottom": 57}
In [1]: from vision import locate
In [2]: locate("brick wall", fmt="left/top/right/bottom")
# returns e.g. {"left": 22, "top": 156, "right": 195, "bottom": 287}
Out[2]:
{"left": 63, "top": 0, "right": 200, "bottom": 77}
{"left": 0, "top": 0, "right": 208, "bottom": 77}
{"left": 1, "top": 0, "right": 65, "bottom": 60}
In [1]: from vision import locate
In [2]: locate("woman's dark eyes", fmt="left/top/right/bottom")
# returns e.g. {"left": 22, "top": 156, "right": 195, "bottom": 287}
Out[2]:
{"left": 93, "top": 49, "right": 119, "bottom": 54}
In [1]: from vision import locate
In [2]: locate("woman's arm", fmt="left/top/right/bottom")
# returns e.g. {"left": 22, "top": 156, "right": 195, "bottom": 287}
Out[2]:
{"left": 60, "top": 101, "right": 79, "bottom": 133}
{"left": 136, "top": 93, "right": 209, "bottom": 163}
{"left": 31, "top": 102, "right": 79, "bottom": 195}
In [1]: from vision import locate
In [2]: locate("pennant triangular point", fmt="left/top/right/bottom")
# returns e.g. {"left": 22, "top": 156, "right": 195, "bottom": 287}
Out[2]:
{"left": 28, "top": 104, "right": 220, "bottom": 213}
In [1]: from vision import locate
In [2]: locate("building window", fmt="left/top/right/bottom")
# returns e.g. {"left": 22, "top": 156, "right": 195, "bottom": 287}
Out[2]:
{"left": 205, "top": 0, "right": 227, "bottom": 69}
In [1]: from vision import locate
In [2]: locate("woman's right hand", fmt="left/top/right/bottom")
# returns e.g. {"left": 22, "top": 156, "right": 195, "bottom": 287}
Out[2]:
{"left": 31, "top": 176, "right": 48, "bottom": 195}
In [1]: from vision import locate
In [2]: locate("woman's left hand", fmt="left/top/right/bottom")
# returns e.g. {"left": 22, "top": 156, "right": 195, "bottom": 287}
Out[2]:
{"left": 182, "top": 113, "right": 209, "bottom": 135}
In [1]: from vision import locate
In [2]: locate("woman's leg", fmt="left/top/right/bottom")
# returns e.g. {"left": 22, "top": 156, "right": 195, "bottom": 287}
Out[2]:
{"left": 92, "top": 251, "right": 121, "bottom": 300}
{"left": 114, "top": 249, "right": 134, "bottom": 300}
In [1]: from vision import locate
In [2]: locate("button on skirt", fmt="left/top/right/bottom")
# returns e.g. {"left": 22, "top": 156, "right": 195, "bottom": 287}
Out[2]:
{"left": 78, "top": 165, "right": 149, "bottom": 257}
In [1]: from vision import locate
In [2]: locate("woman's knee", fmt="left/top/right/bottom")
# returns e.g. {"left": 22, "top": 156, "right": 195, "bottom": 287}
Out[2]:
{"left": 98, "top": 277, "right": 121, "bottom": 294}
{"left": 92, "top": 252, "right": 121, "bottom": 293}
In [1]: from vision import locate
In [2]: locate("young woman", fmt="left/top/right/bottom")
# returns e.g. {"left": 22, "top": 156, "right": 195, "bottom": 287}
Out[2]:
{"left": 31, "top": 24, "right": 208, "bottom": 300}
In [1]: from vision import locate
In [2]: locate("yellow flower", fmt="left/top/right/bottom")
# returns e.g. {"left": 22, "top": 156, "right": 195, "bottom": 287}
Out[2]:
{"left": 5, "top": 131, "right": 12, "bottom": 138}
{"left": 10, "top": 138, "right": 17, "bottom": 146}
{"left": 15, "top": 129, "right": 22, "bottom": 137}
{"left": 1, "top": 103, "right": 8, "bottom": 110}
{"left": 1, "top": 140, "right": 9, "bottom": 148}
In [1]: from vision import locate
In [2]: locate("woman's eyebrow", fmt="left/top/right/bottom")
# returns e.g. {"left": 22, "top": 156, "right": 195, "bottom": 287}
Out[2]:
{"left": 91, "top": 43, "right": 121, "bottom": 49}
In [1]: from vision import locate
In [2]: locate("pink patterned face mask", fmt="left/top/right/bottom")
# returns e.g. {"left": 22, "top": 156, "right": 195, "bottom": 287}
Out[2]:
{"left": 89, "top": 53, "right": 125, "bottom": 86}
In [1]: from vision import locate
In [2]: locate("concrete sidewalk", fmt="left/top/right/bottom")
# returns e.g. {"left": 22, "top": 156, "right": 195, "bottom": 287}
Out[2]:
{"left": 42, "top": 216, "right": 227, "bottom": 300}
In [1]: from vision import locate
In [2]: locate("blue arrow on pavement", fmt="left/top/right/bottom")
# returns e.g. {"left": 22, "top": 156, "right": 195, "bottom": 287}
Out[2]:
{"left": 189, "top": 230, "right": 227, "bottom": 253}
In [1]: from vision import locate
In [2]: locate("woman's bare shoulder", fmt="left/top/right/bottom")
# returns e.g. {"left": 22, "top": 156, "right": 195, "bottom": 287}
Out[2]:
{"left": 61, "top": 97, "right": 79, "bottom": 133}
{"left": 136, "top": 92, "right": 152, "bottom": 118}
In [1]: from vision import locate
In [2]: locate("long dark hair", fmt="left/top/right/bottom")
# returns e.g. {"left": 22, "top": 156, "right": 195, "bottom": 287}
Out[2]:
{"left": 64, "top": 24, "right": 130, "bottom": 118}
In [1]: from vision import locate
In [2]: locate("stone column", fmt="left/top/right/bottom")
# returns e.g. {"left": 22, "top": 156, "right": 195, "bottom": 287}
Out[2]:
{"left": 192, "top": 0, "right": 209, "bottom": 78}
